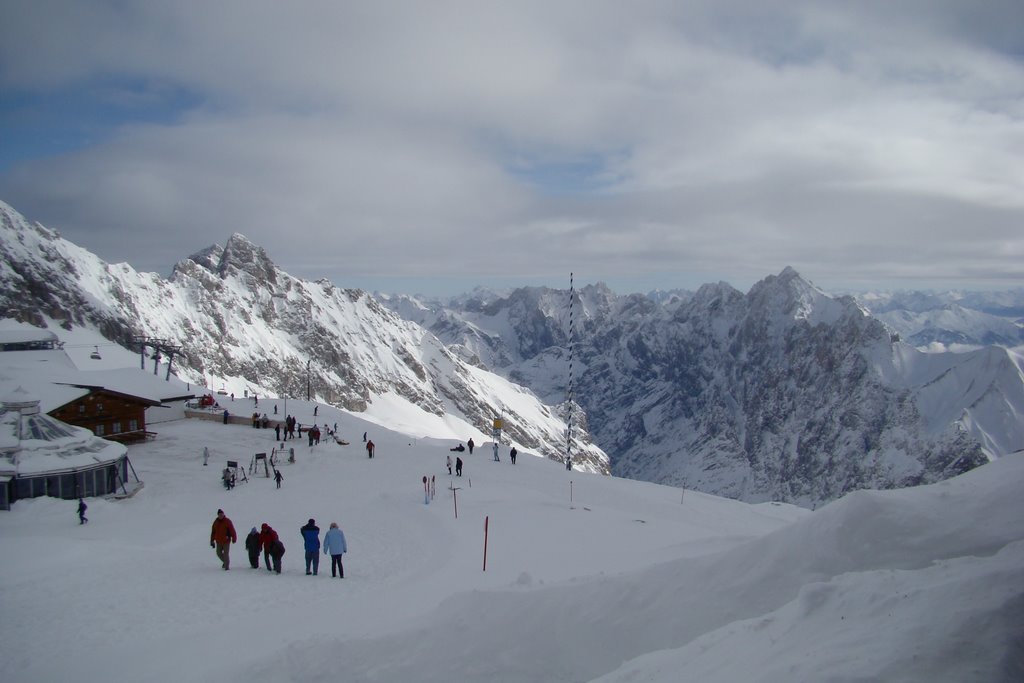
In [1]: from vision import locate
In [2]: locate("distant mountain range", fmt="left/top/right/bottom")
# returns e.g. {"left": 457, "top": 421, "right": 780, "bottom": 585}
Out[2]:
{"left": 0, "top": 200, "right": 608, "bottom": 472}
{"left": 2, "top": 198, "right": 1022, "bottom": 506}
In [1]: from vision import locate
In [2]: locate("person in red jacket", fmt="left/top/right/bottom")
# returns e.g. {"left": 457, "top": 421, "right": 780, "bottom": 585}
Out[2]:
{"left": 259, "top": 523, "right": 279, "bottom": 572}
{"left": 366, "top": 439, "right": 375, "bottom": 458}
{"left": 210, "top": 509, "right": 237, "bottom": 570}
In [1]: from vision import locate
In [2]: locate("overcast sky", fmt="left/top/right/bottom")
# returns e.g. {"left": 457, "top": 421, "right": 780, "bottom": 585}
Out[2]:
{"left": 2, "top": 1, "right": 1023, "bottom": 297}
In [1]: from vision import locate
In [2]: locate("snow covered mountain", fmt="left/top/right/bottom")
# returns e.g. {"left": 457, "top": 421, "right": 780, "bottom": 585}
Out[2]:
{"left": 4, "top": 197, "right": 1022, "bottom": 506}
{"left": 854, "top": 290, "right": 1024, "bottom": 349}
{"left": 380, "top": 270, "right": 1024, "bottom": 507}
{"left": 0, "top": 200, "right": 607, "bottom": 472}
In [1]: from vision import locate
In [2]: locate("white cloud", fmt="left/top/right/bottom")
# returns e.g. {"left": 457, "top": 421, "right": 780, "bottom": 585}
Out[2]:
{"left": 1, "top": 1, "right": 1022, "bottom": 294}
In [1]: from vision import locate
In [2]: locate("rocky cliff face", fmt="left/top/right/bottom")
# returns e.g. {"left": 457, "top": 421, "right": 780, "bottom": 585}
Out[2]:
{"left": 0, "top": 200, "right": 608, "bottom": 472}
{"left": 382, "top": 269, "right": 1022, "bottom": 507}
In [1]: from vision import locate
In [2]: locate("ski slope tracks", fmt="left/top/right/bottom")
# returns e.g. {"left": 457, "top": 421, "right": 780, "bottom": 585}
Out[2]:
{"left": 1, "top": 408, "right": 1021, "bottom": 682}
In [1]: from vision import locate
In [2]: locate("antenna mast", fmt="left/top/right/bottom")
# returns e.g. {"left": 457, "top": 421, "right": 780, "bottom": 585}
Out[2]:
{"left": 565, "top": 272, "right": 574, "bottom": 471}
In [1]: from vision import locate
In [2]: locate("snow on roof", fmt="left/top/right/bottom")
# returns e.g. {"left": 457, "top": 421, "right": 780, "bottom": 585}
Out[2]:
{"left": 0, "top": 329, "right": 59, "bottom": 344}
{"left": 0, "top": 392, "right": 126, "bottom": 476}
{"left": 0, "top": 347, "right": 194, "bottom": 412}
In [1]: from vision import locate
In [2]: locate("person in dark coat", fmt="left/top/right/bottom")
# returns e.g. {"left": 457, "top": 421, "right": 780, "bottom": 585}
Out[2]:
{"left": 223, "top": 409, "right": 229, "bottom": 424}
{"left": 245, "top": 527, "right": 261, "bottom": 568}
{"left": 455, "top": 456, "right": 463, "bottom": 477}
{"left": 274, "top": 469, "right": 283, "bottom": 489}
{"left": 467, "top": 438, "right": 475, "bottom": 454}
{"left": 210, "top": 509, "right": 237, "bottom": 570}
{"left": 259, "top": 523, "right": 279, "bottom": 571}
{"left": 77, "top": 498, "right": 88, "bottom": 524}
{"left": 301, "top": 519, "right": 321, "bottom": 575}
{"left": 366, "top": 440, "right": 375, "bottom": 458}
{"left": 510, "top": 447, "right": 518, "bottom": 464}
{"left": 268, "top": 538, "right": 285, "bottom": 574}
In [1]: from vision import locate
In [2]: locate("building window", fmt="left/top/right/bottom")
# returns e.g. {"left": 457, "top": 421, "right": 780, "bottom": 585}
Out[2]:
{"left": 112, "top": 422, "right": 122, "bottom": 434}
{"left": 95, "top": 424, "right": 105, "bottom": 436}
{"left": 129, "top": 419, "right": 139, "bottom": 431}
{"left": 79, "top": 404, "right": 85, "bottom": 414}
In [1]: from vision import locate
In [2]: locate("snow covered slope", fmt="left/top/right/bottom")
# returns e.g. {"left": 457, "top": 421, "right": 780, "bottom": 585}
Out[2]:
{"left": 0, "top": 414, "right": 1019, "bottom": 682}
{"left": 0, "top": 200, "right": 607, "bottom": 472}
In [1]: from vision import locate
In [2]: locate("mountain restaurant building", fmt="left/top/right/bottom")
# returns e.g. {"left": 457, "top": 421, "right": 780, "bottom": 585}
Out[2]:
{"left": 0, "top": 388, "right": 139, "bottom": 511}
{"left": 49, "top": 385, "right": 161, "bottom": 443}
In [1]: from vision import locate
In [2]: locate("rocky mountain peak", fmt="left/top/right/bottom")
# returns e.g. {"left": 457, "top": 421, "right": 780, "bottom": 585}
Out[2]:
{"left": 217, "top": 233, "right": 278, "bottom": 286}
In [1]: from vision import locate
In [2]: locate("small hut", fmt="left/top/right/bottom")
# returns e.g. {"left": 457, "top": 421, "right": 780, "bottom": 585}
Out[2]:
{"left": 0, "top": 387, "right": 141, "bottom": 511}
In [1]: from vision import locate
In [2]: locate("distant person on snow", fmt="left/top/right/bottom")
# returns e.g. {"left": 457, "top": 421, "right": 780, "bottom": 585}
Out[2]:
{"left": 447, "top": 455, "right": 452, "bottom": 475}
{"left": 245, "top": 527, "right": 261, "bottom": 568}
{"left": 510, "top": 447, "right": 518, "bottom": 464}
{"left": 456, "top": 457, "right": 463, "bottom": 477}
{"left": 203, "top": 446, "right": 210, "bottom": 466}
{"left": 366, "top": 440, "right": 375, "bottom": 459}
{"left": 77, "top": 498, "right": 88, "bottom": 524}
{"left": 259, "top": 523, "right": 279, "bottom": 571}
{"left": 450, "top": 443, "right": 465, "bottom": 452}
{"left": 467, "top": 438, "right": 474, "bottom": 454}
{"left": 274, "top": 469, "right": 283, "bottom": 489}
{"left": 322, "top": 522, "right": 348, "bottom": 579}
{"left": 210, "top": 509, "right": 237, "bottom": 570}
{"left": 301, "top": 519, "right": 321, "bottom": 575}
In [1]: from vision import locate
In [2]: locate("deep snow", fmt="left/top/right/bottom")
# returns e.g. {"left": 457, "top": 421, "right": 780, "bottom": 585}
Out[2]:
{"left": 1, "top": 400, "right": 1022, "bottom": 682}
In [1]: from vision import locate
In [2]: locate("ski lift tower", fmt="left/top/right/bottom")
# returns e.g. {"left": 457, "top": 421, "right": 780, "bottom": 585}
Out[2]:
{"left": 133, "top": 337, "right": 183, "bottom": 381}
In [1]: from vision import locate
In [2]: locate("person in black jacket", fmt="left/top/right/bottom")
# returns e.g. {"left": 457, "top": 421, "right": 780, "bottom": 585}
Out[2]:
{"left": 269, "top": 539, "right": 285, "bottom": 574}
{"left": 245, "top": 527, "right": 261, "bottom": 568}
{"left": 77, "top": 498, "right": 88, "bottom": 524}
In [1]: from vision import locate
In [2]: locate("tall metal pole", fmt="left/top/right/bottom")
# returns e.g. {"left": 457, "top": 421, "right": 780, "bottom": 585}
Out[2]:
{"left": 306, "top": 360, "right": 311, "bottom": 401}
{"left": 566, "top": 272, "right": 574, "bottom": 471}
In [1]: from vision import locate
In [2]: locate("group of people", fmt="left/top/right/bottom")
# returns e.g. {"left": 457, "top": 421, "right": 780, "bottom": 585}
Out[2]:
{"left": 446, "top": 454, "right": 464, "bottom": 476}
{"left": 446, "top": 439, "right": 518, "bottom": 474}
{"left": 211, "top": 510, "right": 348, "bottom": 577}
{"left": 251, "top": 412, "right": 270, "bottom": 429}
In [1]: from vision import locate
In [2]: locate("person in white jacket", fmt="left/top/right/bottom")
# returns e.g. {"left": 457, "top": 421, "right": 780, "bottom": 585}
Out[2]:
{"left": 322, "top": 522, "right": 348, "bottom": 579}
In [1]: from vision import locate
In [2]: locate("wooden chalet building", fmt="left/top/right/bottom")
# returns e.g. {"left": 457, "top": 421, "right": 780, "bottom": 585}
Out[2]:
{"left": 49, "top": 385, "right": 162, "bottom": 444}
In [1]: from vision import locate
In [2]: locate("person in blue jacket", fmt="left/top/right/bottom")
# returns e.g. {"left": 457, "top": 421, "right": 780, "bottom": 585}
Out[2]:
{"left": 322, "top": 522, "right": 348, "bottom": 579}
{"left": 300, "top": 518, "right": 320, "bottom": 575}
